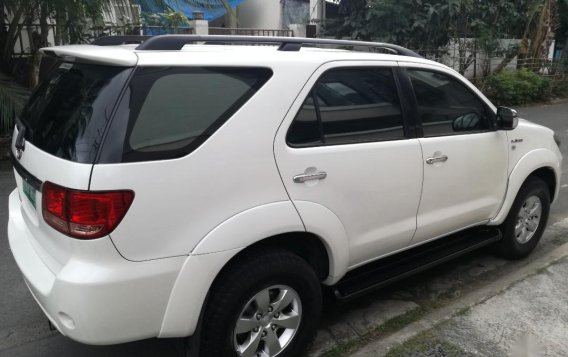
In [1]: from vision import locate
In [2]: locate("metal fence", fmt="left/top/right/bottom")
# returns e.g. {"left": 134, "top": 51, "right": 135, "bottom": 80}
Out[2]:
{"left": 209, "top": 27, "right": 294, "bottom": 37}
{"left": 408, "top": 48, "right": 568, "bottom": 88}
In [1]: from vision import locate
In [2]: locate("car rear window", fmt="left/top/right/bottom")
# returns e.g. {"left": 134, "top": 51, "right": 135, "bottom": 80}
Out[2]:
{"left": 99, "top": 67, "right": 272, "bottom": 163}
{"left": 19, "top": 61, "right": 132, "bottom": 163}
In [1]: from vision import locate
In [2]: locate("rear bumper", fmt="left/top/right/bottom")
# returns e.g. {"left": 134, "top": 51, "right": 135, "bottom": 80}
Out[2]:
{"left": 7, "top": 189, "right": 186, "bottom": 345}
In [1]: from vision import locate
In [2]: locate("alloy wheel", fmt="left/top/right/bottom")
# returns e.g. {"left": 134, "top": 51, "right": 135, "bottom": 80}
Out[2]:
{"left": 233, "top": 285, "right": 302, "bottom": 357}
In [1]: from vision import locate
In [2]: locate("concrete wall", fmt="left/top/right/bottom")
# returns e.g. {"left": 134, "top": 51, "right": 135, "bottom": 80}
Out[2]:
{"left": 237, "top": 0, "right": 281, "bottom": 29}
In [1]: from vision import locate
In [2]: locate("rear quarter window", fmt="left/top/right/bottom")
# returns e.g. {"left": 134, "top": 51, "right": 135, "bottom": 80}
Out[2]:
{"left": 101, "top": 67, "right": 272, "bottom": 163}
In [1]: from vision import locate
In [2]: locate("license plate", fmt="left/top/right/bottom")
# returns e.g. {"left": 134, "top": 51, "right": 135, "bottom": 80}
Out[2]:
{"left": 23, "top": 180, "right": 36, "bottom": 209}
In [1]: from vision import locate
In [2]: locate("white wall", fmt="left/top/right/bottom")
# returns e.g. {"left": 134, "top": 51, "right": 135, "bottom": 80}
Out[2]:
{"left": 237, "top": 0, "right": 281, "bottom": 29}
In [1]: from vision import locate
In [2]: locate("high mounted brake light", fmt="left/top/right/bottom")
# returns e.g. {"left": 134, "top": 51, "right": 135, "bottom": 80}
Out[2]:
{"left": 42, "top": 182, "right": 134, "bottom": 239}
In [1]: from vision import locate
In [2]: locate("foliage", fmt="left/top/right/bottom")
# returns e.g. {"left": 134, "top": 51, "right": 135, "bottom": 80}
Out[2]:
{"left": 0, "top": 0, "right": 137, "bottom": 76}
{"left": 484, "top": 68, "right": 550, "bottom": 105}
{"left": 0, "top": 73, "right": 29, "bottom": 136}
{"left": 327, "top": 0, "right": 547, "bottom": 55}
{"left": 551, "top": 78, "right": 568, "bottom": 97}
{"left": 557, "top": 0, "right": 568, "bottom": 59}
{"left": 327, "top": 0, "right": 451, "bottom": 50}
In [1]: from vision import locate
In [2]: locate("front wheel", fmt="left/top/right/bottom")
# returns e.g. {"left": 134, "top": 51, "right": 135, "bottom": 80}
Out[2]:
{"left": 200, "top": 249, "right": 322, "bottom": 357}
{"left": 496, "top": 177, "right": 550, "bottom": 259}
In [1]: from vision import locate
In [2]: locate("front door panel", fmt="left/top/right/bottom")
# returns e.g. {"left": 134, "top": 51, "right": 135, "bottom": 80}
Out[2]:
{"left": 403, "top": 67, "right": 509, "bottom": 243}
{"left": 414, "top": 132, "right": 508, "bottom": 242}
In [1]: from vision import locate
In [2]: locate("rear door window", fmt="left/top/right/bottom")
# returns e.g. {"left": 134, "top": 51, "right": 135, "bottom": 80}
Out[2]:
{"left": 287, "top": 67, "right": 405, "bottom": 146}
{"left": 103, "top": 67, "right": 272, "bottom": 163}
{"left": 19, "top": 62, "right": 132, "bottom": 163}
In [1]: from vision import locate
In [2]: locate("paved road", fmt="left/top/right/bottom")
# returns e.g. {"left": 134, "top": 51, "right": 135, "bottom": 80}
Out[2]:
{"left": 0, "top": 101, "right": 566, "bottom": 357}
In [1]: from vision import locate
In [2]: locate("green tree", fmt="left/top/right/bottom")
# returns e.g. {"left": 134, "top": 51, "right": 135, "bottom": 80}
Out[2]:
{"left": 558, "top": 0, "right": 568, "bottom": 64}
{"left": 0, "top": 72, "right": 29, "bottom": 135}
{"left": 328, "top": 0, "right": 453, "bottom": 51}
{"left": 517, "top": 0, "right": 559, "bottom": 70}
{"left": 327, "top": 0, "right": 555, "bottom": 74}
{"left": 161, "top": 8, "right": 191, "bottom": 33}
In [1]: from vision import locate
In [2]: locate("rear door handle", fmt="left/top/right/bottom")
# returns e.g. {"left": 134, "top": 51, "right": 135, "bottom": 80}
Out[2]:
{"left": 293, "top": 172, "right": 327, "bottom": 183}
{"left": 426, "top": 155, "right": 448, "bottom": 164}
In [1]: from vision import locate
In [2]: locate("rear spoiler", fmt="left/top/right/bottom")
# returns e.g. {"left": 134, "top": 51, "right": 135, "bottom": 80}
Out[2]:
{"left": 92, "top": 35, "right": 152, "bottom": 46}
{"left": 40, "top": 45, "right": 137, "bottom": 67}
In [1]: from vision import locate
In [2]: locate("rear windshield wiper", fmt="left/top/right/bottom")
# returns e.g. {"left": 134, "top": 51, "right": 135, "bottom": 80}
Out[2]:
{"left": 14, "top": 118, "right": 26, "bottom": 153}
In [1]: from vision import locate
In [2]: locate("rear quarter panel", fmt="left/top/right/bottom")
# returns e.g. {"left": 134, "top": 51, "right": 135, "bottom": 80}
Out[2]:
{"left": 89, "top": 62, "right": 317, "bottom": 261}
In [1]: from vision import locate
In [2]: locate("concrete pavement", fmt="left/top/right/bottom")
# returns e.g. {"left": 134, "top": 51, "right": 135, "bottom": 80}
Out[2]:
{"left": 350, "top": 218, "right": 568, "bottom": 357}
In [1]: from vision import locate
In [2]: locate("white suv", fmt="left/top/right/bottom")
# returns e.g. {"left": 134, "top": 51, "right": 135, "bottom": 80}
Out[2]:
{"left": 7, "top": 35, "right": 562, "bottom": 356}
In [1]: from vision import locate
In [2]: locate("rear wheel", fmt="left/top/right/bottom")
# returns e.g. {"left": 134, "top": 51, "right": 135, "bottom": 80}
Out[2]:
{"left": 496, "top": 177, "right": 550, "bottom": 259}
{"left": 200, "top": 249, "right": 322, "bottom": 357}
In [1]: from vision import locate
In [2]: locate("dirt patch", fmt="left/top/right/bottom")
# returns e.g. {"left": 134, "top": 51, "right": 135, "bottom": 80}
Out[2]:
{"left": 383, "top": 331, "right": 473, "bottom": 357}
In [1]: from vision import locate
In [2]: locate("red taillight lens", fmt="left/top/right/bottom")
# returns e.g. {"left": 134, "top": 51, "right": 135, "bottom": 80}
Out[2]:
{"left": 42, "top": 182, "right": 134, "bottom": 239}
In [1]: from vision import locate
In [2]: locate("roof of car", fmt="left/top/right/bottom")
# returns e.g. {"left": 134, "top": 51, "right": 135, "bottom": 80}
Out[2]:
{"left": 40, "top": 36, "right": 449, "bottom": 71}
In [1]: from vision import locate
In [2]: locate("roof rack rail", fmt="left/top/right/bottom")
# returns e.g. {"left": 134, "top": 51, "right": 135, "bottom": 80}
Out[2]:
{"left": 133, "top": 35, "right": 422, "bottom": 58}
{"left": 92, "top": 35, "right": 152, "bottom": 46}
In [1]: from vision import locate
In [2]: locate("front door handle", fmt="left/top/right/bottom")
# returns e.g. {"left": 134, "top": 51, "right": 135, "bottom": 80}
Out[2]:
{"left": 293, "top": 172, "right": 327, "bottom": 183}
{"left": 426, "top": 155, "right": 448, "bottom": 164}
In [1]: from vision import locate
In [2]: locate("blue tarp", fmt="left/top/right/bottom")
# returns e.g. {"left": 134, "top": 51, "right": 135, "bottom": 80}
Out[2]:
{"left": 136, "top": 0, "right": 246, "bottom": 21}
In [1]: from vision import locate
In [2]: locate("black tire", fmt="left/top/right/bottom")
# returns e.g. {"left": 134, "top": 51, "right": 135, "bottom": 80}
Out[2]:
{"left": 495, "top": 176, "right": 550, "bottom": 259}
{"left": 199, "top": 249, "right": 322, "bottom": 357}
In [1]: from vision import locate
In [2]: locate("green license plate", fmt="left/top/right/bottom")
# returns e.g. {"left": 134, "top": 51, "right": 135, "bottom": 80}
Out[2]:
{"left": 23, "top": 180, "right": 36, "bottom": 209}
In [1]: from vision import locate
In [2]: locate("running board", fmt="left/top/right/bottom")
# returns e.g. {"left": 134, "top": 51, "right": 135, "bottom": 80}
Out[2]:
{"left": 333, "top": 227, "right": 502, "bottom": 301}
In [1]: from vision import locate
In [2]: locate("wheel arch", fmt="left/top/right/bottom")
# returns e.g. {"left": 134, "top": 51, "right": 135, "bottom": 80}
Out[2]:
{"left": 190, "top": 201, "right": 348, "bottom": 281}
{"left": 159, "top": 232, "right": 334, "bottom": 339}
{"left": 530, "top": 166, "right": 557, "bottom": 202}
{"left": 490, "top": 148, "right": 560, "bottom": 225}
{"left": 222, "top": 232, "right": 331, "bottom": 281}
{"left": 159, "top": 201, "right": 348, "bottom": 338}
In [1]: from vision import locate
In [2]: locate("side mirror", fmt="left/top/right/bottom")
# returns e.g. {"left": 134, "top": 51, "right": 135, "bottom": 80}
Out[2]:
{"left": 497, "top": 107, "right": 518, "bottom": 130}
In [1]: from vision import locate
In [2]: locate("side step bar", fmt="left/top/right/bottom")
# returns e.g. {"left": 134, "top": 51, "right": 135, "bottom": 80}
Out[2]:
{"left": 333, "top": 227, "right": 502, "bottom": 301}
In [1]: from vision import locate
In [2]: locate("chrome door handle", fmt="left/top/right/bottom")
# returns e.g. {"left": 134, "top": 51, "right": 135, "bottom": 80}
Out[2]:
{"left": 426, "top": 155, "right": 448, "bottom": 164}
{"left": 293, "top": 172, "right": 327, "bottom": 183}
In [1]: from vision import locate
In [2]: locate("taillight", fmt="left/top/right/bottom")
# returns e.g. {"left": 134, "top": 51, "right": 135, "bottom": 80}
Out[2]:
{"left": 42, "top": 182, "right": 134, "bottom": 239}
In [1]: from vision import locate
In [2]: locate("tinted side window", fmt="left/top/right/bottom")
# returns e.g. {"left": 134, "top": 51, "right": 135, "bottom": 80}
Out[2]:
{"left": 107, "top": 67, "right": 271, "bottom": 162}
{"left": 407, "top": 69, "right": 489, "bottom": 137}
{"left": 287, "top": 68, "right": 405, "bottom": 146}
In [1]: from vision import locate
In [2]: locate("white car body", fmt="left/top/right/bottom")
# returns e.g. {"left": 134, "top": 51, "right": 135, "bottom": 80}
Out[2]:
{"left": 7, "top": 39, "right": 562, "bottom": 346}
